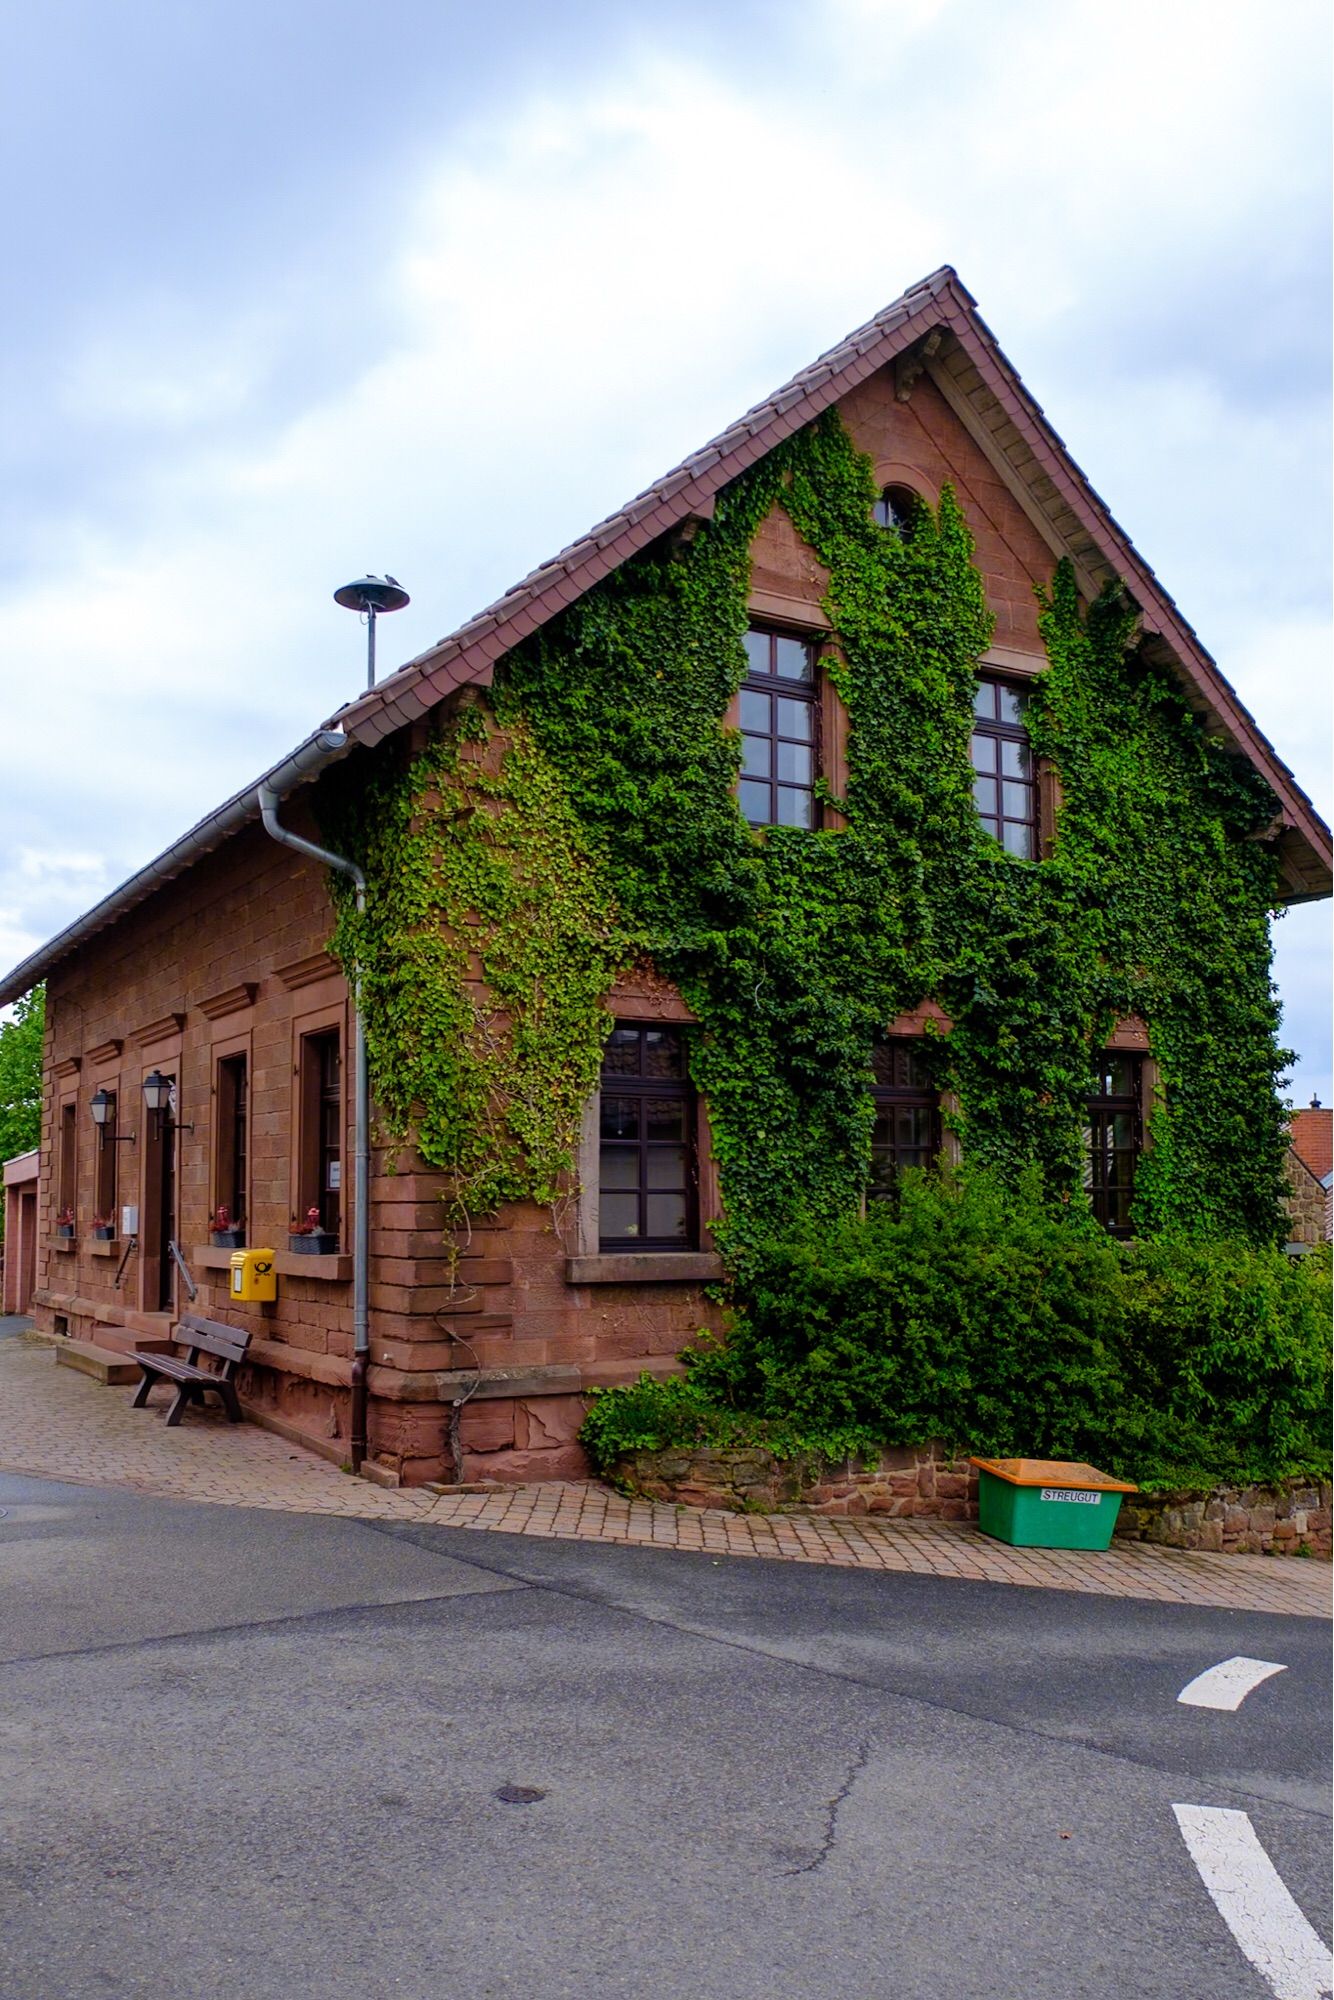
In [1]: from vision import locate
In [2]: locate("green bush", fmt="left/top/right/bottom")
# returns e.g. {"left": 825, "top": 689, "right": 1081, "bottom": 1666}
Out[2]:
{"left": 579, "top": 1170, "right": 1331, "bottom": 1490}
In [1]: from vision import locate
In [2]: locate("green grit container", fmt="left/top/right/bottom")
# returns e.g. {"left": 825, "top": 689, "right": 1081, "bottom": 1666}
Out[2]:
{"left": 970, "top": 1457, "right": 1138, "bottom": 1551}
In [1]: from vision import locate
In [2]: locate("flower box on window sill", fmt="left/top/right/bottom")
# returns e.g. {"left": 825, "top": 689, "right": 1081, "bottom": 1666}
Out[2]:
{"left": 56, "top": 1223, "right": 76, "bottom": 1239}
{"left": 91, "top": 1224, "right": 116, "bottom": 1241}
{"left": 289, "top": 1232, "right": 339, "bottom": 1256}
{"left": 212, "top": 1228, "right": 246, "bottom": 1249}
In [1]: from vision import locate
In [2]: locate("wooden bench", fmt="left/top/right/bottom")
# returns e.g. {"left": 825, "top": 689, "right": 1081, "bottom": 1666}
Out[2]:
{"left": 130, "top": 1314, "right": 251, "bottom": 1427}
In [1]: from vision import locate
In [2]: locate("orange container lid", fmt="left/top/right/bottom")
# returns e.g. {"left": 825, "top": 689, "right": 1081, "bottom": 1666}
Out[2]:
{"left": 970, "top": 1456, "right": 1138, "bottom": 1494}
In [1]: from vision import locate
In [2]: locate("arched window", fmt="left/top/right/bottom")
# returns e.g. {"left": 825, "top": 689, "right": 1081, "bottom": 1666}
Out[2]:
{"left": 873, "top": 484, "right": 922, "bottom": 537}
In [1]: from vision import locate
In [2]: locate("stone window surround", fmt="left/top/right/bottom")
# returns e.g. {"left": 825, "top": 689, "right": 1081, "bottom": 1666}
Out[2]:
{"left": 287, "top": 984, "right": 349, "bottom": 1252}
{"left": 209, "top": 1024, "right": 253, "bottom": 1235}
{"left": 568, "top": 992, "right": 723, "bottom": 1286}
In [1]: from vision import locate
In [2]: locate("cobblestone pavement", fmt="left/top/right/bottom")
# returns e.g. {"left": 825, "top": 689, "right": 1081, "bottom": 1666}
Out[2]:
{"left": 1, "top": 1331, "right": 1329, "bottom": 1618}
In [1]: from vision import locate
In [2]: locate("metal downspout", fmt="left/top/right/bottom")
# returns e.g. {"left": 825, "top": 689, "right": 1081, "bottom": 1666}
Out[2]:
{"left": 257, "top": 740, "right": 371, "bottom": 1475}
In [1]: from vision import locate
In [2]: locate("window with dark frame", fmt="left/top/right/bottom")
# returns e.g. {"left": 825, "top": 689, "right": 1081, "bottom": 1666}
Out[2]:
{"left": 873, "top": 484, "right": 922, "bottom": 538}
{"left": 58, "top": 1100, "right": 77, "bottom": 1224}
{"left": 598, "top": 1024, "right": 696, "bottom": 1251}
{"left": 1084, "top": 1053, "right": 1142, "bottom": 1237}
{"left": 971, "top": 678, "right": 1037, "bottom": 858}
{"left": 94, "top": 1090, "right": 117, "bottom": 1226}
{"left": 299, "top": 1029, "right": 342, "bottom": 1239}
{"left": 215, "top": 1054, "right": 248, "bottom": 1233}
{"left": 869, "top": 1040, "right": 940, "bottom": 1198}
{"left": 739, "top": 625, "right": 818, "bottom": 829}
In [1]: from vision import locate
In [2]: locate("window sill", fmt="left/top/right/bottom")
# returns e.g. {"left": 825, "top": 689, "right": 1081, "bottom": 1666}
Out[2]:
{"left": 565, "top": 1252, "right": 724, "bottom": 1286}
{"left": 191, "top": 1244, "right": 354, "bottom": 1283}
{"left": 89, "top": 1239, "right": 121, "bottom": 1258}
{"left": 47, "top": 1236, "right": 78, "bottom": 1253}
{"left": 275, "top": 1249, "right": 352, "bottom": 1283}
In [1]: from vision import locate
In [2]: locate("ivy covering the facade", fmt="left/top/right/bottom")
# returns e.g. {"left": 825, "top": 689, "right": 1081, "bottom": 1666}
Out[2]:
{"left": 325, "top": 409, "right": 1291, "bottom": 1251}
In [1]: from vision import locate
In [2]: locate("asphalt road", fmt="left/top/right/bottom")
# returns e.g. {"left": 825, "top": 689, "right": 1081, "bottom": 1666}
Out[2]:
{"left": 0, "top": 1468, "right": 1328, "bottom": 2000}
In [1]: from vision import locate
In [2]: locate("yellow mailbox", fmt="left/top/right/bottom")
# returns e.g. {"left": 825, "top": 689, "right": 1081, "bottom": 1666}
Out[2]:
{"left": 229, "top": 1249, "right": 277, "bottom": 1303}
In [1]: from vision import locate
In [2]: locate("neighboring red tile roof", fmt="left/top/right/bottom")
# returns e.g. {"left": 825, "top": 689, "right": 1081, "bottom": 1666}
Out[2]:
{"left": 1289, "top": 1106, "right": 1333, "bottom": 1182}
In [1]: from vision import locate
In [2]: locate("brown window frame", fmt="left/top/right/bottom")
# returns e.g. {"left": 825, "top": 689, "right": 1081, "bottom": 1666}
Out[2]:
{"left": 298, "top": 1028, "right": 342, "bottom": 1239}
{"left": 94, "top": 1090, "right": 118, "bottom": 1228}
{"left": 57, "top": 1099, "right": 78, "bottom": 1226}
{"left": 738, "top": 624, "right": 820, "bottom": 830}
{"left": 869, "top": 1039, "right": 941, "bottom": 1198}
{"left": 971, "top": 677, "right": 1038, "bottom": 858}
{"left": 1084, "top": 1053, "right": 1143, "bottom": 1237}
{"left": 214, "top": 1053, "right": 249, "bottom": 1236}
{"left": 597, "top": 1024, "right": 698, "bottom": 1252}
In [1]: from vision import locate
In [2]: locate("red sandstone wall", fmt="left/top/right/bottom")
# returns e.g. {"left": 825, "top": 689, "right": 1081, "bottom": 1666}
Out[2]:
{"left": 35, "top": 803, "right": 723, "bottom": 1486}
{"left": 33, "top": 357, "right": 1063, "bottom": 1487}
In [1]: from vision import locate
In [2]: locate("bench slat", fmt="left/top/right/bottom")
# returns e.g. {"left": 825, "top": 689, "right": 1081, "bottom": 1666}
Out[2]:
{"left": 174, "top": 1315, "right": 251, "bottom": 1364}
{"left": 130, "top": 1353, "right": 213, "bottom": 1385}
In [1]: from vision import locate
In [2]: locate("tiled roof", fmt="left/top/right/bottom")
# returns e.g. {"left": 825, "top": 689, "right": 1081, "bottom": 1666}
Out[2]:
{"left": 0, "top": 266, "right": 1328, "bottom": 1005}
{"left": 330, "top": 268, "right": 959, "bottom": 747}
{"left": 331, "top": 264, "right": 1330, "bottom": 904}
{"left": 1289, "top": 1106, "right": 1333, "bottom": 1182}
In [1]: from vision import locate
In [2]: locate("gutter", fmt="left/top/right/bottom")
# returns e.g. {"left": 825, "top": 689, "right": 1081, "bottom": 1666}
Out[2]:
{"left": 256, "top": 736, "right": 372, "bottom": 1477}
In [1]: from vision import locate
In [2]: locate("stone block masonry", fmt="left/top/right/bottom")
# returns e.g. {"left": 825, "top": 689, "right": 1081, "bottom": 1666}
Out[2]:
{"left": 613, "top": 1442, "right": 982, "bottom": 1520}
{"left": 613, "top": 1444, "right": 1331, "bottom": 1559}
{"left": 33, "top": 813, "right": 724, "bottom": 1487}
{"left": 1116, "top": 1479, "right": 1331, "bottom": 1559}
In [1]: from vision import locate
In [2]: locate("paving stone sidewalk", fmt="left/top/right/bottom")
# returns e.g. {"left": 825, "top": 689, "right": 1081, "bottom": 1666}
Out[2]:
{"left": 1, "top": 1331, "right": 1328, "bottom": 1618}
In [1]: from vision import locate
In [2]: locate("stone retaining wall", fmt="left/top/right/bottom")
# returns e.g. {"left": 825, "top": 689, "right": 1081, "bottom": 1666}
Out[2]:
{"left": 612, "top": 1442, "right": 979, "bottom": 1519}
{"left": 1114, "top": 1480, "right": 1331, "bottom": 1559}
{"left": 612, "top": 1445, "right": 1332, "bottom": 1558}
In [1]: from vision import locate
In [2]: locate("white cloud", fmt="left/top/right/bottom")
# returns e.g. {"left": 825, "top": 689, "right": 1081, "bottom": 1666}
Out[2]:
{"left": 0, "top": 8, "right": 1328, "bottom": 1082}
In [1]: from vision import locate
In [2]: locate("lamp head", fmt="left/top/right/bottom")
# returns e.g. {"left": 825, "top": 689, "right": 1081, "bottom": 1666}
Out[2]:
{"left": 333, "top": 574, "right": 410, "bottom": 616}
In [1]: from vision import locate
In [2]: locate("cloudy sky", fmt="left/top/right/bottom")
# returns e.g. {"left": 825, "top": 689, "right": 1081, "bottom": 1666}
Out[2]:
{"left": 3, "top": 0, "right": 1330, "bottom": 1098}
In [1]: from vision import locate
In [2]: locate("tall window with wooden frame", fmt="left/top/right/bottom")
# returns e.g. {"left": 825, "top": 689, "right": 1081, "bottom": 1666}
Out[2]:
{"left": 598, "top": 1024, "right": 696, "bottom": 1251}
{"left": 57, "top": 1100, "right": 78, "bottom": 1231}
{"left": 1084, "top": 1054, "right": 1143, "bottom": 1237}
{"left": 94, "top": 1090, "right": 118, "bottom": 1230}
{"left": 214, "top": 1054, "right": 248, "bottom": 1239}
{"left": 298, "top": 1029, "right": 342, "bottom": 1239}
{"left": 739, "top": 625, "right": 819, "bottom": 829}
{"left": 869, "top": 1040, "right": 940, "bottom": 1198}
{"left": 971, "top": 678, "right": 1038, "bottom": 858}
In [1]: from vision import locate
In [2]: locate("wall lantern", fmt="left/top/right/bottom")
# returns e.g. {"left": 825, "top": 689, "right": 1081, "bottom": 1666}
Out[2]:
{"left": 142, "top": 1071, "right": 192, "bottom": 1133}
{"left": 142, "top": 1072, "right": 172, "bottom": 1113}
{"left": 90, "top": 1089, "right": 135, "bottom": 1142}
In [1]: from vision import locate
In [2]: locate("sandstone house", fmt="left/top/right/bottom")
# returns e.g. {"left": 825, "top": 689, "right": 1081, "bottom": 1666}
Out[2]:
{"left": 3, "top": 268, "right": 1329, "bottom": 1486}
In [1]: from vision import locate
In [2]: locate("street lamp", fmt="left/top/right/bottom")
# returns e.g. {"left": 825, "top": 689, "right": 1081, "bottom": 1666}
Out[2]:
{"left": 333, "top": 574, "right": 410, "bottom": 690}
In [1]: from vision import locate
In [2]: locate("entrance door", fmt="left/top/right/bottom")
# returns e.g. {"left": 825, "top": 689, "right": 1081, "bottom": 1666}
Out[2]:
{"left": 18, "top": 1190, "right": 37, "bottom": 1312}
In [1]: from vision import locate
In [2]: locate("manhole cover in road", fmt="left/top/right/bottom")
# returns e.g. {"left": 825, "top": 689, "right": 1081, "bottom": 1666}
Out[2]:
{"left": 494, "top": 1785, "right": 548, "bottom": 1805}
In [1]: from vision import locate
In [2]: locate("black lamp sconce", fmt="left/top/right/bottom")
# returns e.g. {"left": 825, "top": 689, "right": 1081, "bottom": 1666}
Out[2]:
{"left": 140, "top": 1072, "right": 193, "bottom": 1134}
{"left": 89, "top": 1089, "right": 135, "bottom": 1144}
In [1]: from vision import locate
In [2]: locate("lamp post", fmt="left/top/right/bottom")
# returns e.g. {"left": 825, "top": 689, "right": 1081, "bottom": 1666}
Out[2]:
{"left": 333, "top": 574, "right": 410, "bottom": 691}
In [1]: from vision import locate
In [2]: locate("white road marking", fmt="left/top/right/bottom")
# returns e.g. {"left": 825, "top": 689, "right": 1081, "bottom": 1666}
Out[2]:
{"left": 1173, "top": 1805, "right": 1333, "bottom": 2000}
{"left": 1178, "top": 1655, "right": 1288, "bottom": 1711}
